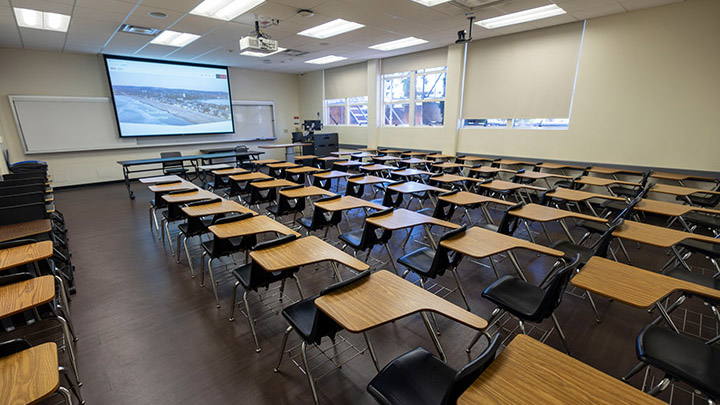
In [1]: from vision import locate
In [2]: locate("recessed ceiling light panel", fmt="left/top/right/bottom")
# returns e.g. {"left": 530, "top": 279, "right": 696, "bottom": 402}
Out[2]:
{"left": 305, "top": 55, "right": 347, "bottom": 65}
{"left": 298, "top": 19, "right": 364, "bottom": 39}
{"left": 14, "top": 8, "right": 71, "bottom": 32}
{"left": 475, "top": 4, "right": 566, "bottom": 29}
{"left": 369, "top": 37, "right": 428, "bottom": 51}
{"left": 150, "top": 30, "right": 201, "bottom": 47}
{"left": 410, "top": 0, "right": 452, "bottom": 6}
{"left": 241, "top": 47, "right": 286, "bottom": 57}
{"left": 190, "top": 0, "right": 265, "bottom": 21}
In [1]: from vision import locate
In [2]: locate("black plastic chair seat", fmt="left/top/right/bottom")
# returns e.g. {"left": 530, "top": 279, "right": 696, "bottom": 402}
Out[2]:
{"left": 162, "top": 210, "right": 184, "bottom": 222}
{"left": 663, "top": 268, "right": 720, "bottom": 291}
{"left": 577, "top": 219, "right": 608, "bottom": 235}
{"left": 550, "top": 240, "right": 595, "bottom": 264}
{"left": 678, "top": 194, "right": 720, "bottom": 208}
{"left": 232, "top": 263, "right": 288, "bottom": 292}
{"left": 609, "top": 185, "right": 639, "bottom": 198}
{"left": 397, "top": 247, "right": 435, "bottom": 277}
{"left": 201, "top": 238, "right": 245, "bottom": 256}
{"left": 678, "top": 239, "right": 720, "bottom": 258}
{"left": 367, "top": 347, "right": 456, "bottom": 405}
{"left": 637, "top": 325, "right": 720, "bottom": 400}
{"left": 339, "top": 229, "right": 364, "bottom": 248}
{"left": 297, "top": 216, "right": 313, "bottom": 229}
{"left": 416, "top": 207, "right": 433, "bottom": 216}
{"left": 281, "top": 298, "right": 317, "bottom": 342}
{"left": 600, "top": 200, "right": 628, "bottom": 212}
{"left": 482, "top": 275, "right": 546, "bottom": 322}
{"left": 682, "top": 212, "right": 720, "bottom": 230}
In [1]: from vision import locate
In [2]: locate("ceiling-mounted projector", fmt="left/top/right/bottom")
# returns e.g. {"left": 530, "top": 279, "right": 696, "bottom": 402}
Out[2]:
{"left": 239, "top": 36, "right": 278, "bottom": 53}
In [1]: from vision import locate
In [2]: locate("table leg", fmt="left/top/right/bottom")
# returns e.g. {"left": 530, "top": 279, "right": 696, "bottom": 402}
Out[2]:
{"left": 330, "top": 262, "right": 343, "bottom": 282}
{"left": 423, "top": 224, "right": 437, "bottom": 249}
{"left": 123, "top": 166, "right": 135, "bottom": 200}
{"left": 655, "top": 302, "right": 680, "bottom": 333}
{"left": 508, "top": 251, "right": 528, "bottom": 281}
{"left": 421, "top": 312, "right": 446, "bottom": 362}
{"left": 584, "top": 200, "right": 599, "bottom": 217}
{"left": 558, "top": 219, "right": 576, "bottom": 243}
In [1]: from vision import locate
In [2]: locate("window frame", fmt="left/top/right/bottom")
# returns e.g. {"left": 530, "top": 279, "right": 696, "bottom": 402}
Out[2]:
{"left": 382, "top": 66, "right": 447, "bottom": 127}
{"left": 323, "top": 96, "right": 368, "bottom": 127}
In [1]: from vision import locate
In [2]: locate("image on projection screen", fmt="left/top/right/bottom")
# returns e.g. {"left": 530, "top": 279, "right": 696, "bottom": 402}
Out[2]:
{"left": 104, "top": 56, "right": 234, "bottom": 137}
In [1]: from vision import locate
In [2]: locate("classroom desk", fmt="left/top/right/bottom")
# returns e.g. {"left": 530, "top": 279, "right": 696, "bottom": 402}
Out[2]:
{"left": 161, "top": 189, "right": 217, "bottom": 204}
{"left": 0, "top": 219, "right": 52, "bottom": 243}
{"left": 148, "top": 181, "right": 198, "bottom": 193}
{"left": 612, "top": 220, "right": 720, "bottom": 249}
{"left": 399, "top": 158, "right": 432, "bottom": 167}
{"left": 372, "top": 156, "right": 401, "bottom": 163}
{"left": 229, "top": 172, "right": 272, "bottom": 183}
{"left": 458, "top": 156, "right": 495, "bottom": 163}
{"left": 400, "top": 151, "right": 428, "bottom": 157}
{"left": 0, "top": 342, "right": 60, "bottom": 405}
{"left": 438, "top": 191, "right": 514, "bottom": 224}
{"left": 574, "top": 176, "right": 641, "bottom": 190}
{"left": 589, "top": 166, "right": 643, "bottom": 176}
{"left": 494, "top": 159, "right": 535, "bottom": 166}
{"left": 313, "top": 195, "right": 386, "bottom": 212}
{"left": 360, "top": 164, "right": 396, "bottom": 174}
{"left": 0, "top": 275, "right": 55, "bottom": 319}
{"left": 266, "top": 162, "right": 300, "bottom": 170}
{"left": 285, "top": 166, "right": 321, "bottom": 175}
{"left": 249, "top": 179, "right": 298, "bottom": 190}
{"left": 510, "top": 203, "right": 606, "bottom": 243}
{"left": 546, "top": 187, "right": 624, "bottom": 216}
{"left": 315, "top": 269, "right": 487, "bottom": 362}
{"left": 432, "top": 162, "right": 471, "bottom": 174}
{"left": 377, "top": 149, "right": 403, "bottom": 155}
{"left": 346, "top": 175, "right": 393, "bottom": 185}
{"left": 0, "top": 240, "right": 53, "bottom": 272}
{"left": 209, "top": 214, "right": 299, "bottom": 239}
{"left": 514, "top": 171, "right": 572, "bottom": 188}
{"left": 251, "top": 158, "right": 282, "bottom": 166}
{"left": 634, "top": 199, "right": 720, "bottom": 231}
{"left": 259, "top": 143, "right": 311, "bottom": 162}
{"left": 428, "top": 174, "right": 474, "bottom": 188}
{"left": 181, "top": 200, "right": 256, "bottom": 218}
{"left": 316, "top": 156, "right": 344, "bottom": 168}
{"left": 458, "top": 334, "right": 662, "bottom": 405}
{"left": 391, "top": 168, "right": 434, "bottom": 178}
{"left": 425, "top": 153, "right": 455, "bottom": 161}
{"left": 387, "top": 181, "right": 447, "bottom": 195}
{"left": 312, "top": 170, "right": 351, "bottom": 192}
{"left": 212, "top": 167, "right": 248, "bottom": 176}
{"left": 440, "top": 226, "right": 563, "bottom": 281}
{"left": 572, "top": 256, "right": 720, "bottom": 331}
{"left": 279, "top": 186, "right": 335, "bottom": 199}
{"left": 651, "top": 171, "right": 717, "bottom": 186}
{"left": 469, "top": 166, "right": 515, "bottom": 176}
{"left": 358, "top": 148, "right": 378, "bottom": 152}
{"left": 293, "top": 155, "right": 317, "bottom": 161}
{"left": 138, "top": 175, "right": 183, "bottom": 184}
{"left": 535, "top": 162, "right": 585, "bottom": 171}
{"left": 349, "top": 152, "right": 376, "bottom": 159}
{"left": 333, "top": 160, "right": 366, "bottom": 171}
{"left": 117, "top": 150, "right": 263, "bottom": 199}
{"left": 649, "top": 184, "right": 720, "bottom": 205}
{"left": 477, "top": 180, "right": 546, "bottom": 203}
{"left": 330, "top": 151, "right": 355, "bottom": 156}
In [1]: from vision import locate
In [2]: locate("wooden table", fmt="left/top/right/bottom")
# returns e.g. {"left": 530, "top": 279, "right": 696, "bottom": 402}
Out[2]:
{"left": 613, "top": 220, "right": 720, "bottom": 248}
{"left": 546, "top": 187, "right": 624, "bottom": 216}
{"left": 441, "top": 226, "right": 562, "bottom": 280}
{"left": 510, "top": 203, "right": 606, "bottom": 243}
{"left": 209, "top": 214, "right": 299, "bottom": 239}
{"left": 438, "top": 191, "right": 514, "bottom": 223}
{"left": 229, "top": 172, "right": 272, "bottom": 182}
{"left": 0, "top": 275, "right": 55, "bottom": 319}
{"left": 212, "top": 167, "right": 248, "bottom": 176}
{"left": 388, "top": 181, "right": 447, "bottom": 195}
{"left": 651, "top": 171, "right": 717, "bottom": 186}
{"left": 360, "top": 164, "right": 395, "bottom": 173}
{"left": 314, "top": 195, "right": 386, "bottom": 212}
{"left": 138, "top": 175, "right": 183, "bottom": 184}
{"left": 161, "top": 189, "right": 217, "bottom": 204}
{"left": 650, "top": 184, "right": 720, "bottom": 202}
{"left": 285, "top": 166, "right": 321, "bottom": 175}
{"left": 635, "top": 199, "right": 720, "bottom": 231}
{"left": 279, "top": 185, "right": 335, "bottom": 199}
{"left": 515, "top": 171, "right": 572, "bottom": 188}
{"left": 391, "top": 168, "right": 434, "bottom": 178}
{"left": 313, "top": 170, "right": 351, "bottom": 180}
{"left": 293, "top": 155, "right": 317, "bottom": 161}
{"left": 0, "top": 342, "right": 60, "bottom": 404}
{"left": 251, "top": 159, "right": 282, "bottom": 166}
{"left": 589, "top": 166, "right": 643, "bottom": 176}
{"left": 148, "top": 181, "right": 198, "bottom": 193}
{"left": 0, "top": 240, "right": 53, "bottom": 272}
{"left": 346, "top": 175, "right": 393, "bottom": 185}
{"left": 266, "top": 162, "right": 300, "bottom": 170}
{"left": 181, "top": 200, "right": 256, "bottom": 217}
{"left": 458, "top": 334, "right": 662, "bottom": 405}
{"left": 575, "top": 176, "right": 640, "bottom": 188}
{"left": 259, "top": 143, "right": 311, "bottom": 162}
{"left": 494, "top": 159, "right": 535, "bottom": 166}
{"left": 0, "top": 219, "right": 52, "bottom": 243}
{"left": 316, "top": 269, "right": 486, "bottom": 361}
{"left": 426, "top": 153, "right": 455, "bottom": 161}
{"left": 249, "top": 179, "right": 298, "bottom": 190}
{"left": 432, "top": 162, "right": 470, "bottom": 172}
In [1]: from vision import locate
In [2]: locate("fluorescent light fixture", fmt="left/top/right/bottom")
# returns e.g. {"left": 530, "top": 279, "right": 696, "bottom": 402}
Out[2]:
{"left": 476, "top": 4, "right": 566, "bottom": 29}
{"left": 409, "top": 0, "right": 452, "bottom": 6}
{"left": 369, "top": 37, "right": 428, "bottom": 51}
{"left": 14, "top": 8, "right": 71, "bottom": 32}
{"left": 241, "top": 47, "right": 286, "bottom": 57}
{"left": 151, "top": 30, "right": 201, "bottom": 47}
{"left": 190, "top": 0, "right": 265, "bottom": 21}
{"left": 305, "top": 55, "right": 347, "bottom": 65}
{"left": 298, "top": 19, "right": 364, "bottom": 39}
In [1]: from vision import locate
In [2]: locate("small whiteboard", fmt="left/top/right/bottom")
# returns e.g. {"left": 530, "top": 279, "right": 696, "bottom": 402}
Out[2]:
{"left": 8, "top": 95, "right": 276, "bottom": 154}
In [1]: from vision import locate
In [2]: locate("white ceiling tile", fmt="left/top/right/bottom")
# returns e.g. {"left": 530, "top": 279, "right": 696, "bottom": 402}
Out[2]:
{"left": 11, "top": 0, "right": 74, "bottom": 14}
{"left": 140, "top": 0, "right": 202, "bottom": 13}
{"left": 17, "top": 27, "right": 66, "bottom": 51}
{"left": 103, "top": 31, "right": 153, "bottom": 55}
{"left": 167, "top": 14, "right": 227, "bottom": 34}
{"left": 75, "top": 0, "right": 137, "bottom": 15}
{"left": 558, "top": 0, "right": 619, "bottom": 12}
{"left": 571, "top": 2, "right": 627, "bottom": 18}
{"left": 125, "top": 5, "right": 186, "bottom": 31}
{"left": 270, "top": 0, "right": 333, "bottom": 9}
{"left": 620, "top": 0, "right": 682, "bottom": 11}
{"left": 0, "top": 13, "right": 22, "bottom": 48}
{"left": 496, "top": 0, "right": 554, "bottom": 13}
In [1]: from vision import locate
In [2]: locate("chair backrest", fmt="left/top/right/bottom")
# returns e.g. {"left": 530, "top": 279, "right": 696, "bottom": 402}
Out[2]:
{"left": 275, "top": 185, "right": 306, "bottom": 216}
{"left": 0, "top": 178, "right": 45, "bottom": 188}
{"left": 490, "top": 158, "right": 502, "bottom": 168}
{"left": 496, "top": 202, "right": 524, "bottom": 235}
{"left": 0, "top": 192, "right": 45, "bottom": 208}
{"left": 160, "top": 151, "right": 184, "bottom": 170}
{"left": 183, "top": 198, "right": 222, "bottom": 234}
{"left": 593, "top": 217, "right": 624, "bottom": 258}
{"left": 538, "top": 187, "right": 558, "bottom": 206}
{"left": 249, "top": 178, "right": 278, "bottom": 204}
{"left": 533, "top": 162, "right": 544, "bottom": 172}
{"left": 532, "top": 254, "right": 581, "bottom": 321}
{"left": 306, "top": 195, "right": 342, "bottom": 231}
{"left": 427, "top": 225, "right": 467, "bottom": 278}
{"left": 431, "top": 190, "right": 458, "bottom": 221}
{"left": 358, "top": 208, "right": 395, "bottom": 250}
{"left": 0, "top": 203, "right": 47, "bottom": 225}
{"left": 444, "top": 333, "right": 503, "bottom": 404}
{"left": 209, "top": 212, "right": 256, "bottom": 256}
{"left": 2, "top": 173, "right": 47, "bottom": 182}
{"left": 381, "top": 181, "right": 407, "bottom": 209}
{"left": 0, "top": 184, "right": 45, "bottom": 197}
{"left": 246, "top": 234, "right": 301, "bottom": 289}
{"left": 345, "top": 175, "right": 366, "bottom": 197}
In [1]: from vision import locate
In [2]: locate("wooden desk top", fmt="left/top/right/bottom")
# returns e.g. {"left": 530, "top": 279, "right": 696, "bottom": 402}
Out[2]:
{"left": 399, "top": 158, "right": 432, "bottom": 165}
{"left": 161, "top": 189, "right": 217, "bottom": 204}
{"left": 373, "top": 156, "right": 401, "bottom": 162}
{"left": 198, "top": 163, "right": 231, "bottom": 171}
{"left": 470, "top": 166, "right": 515, "bottom": 174}
{"left": 391, "top": 168, "right": 434, "bottom": 177}
{"left": 361, "top": 164, "right": 395, "bottom": 171}
{"left": 280, "top": 186, "right": 335, "bottom": 199}
{"left": 249, "top": 179, "right": 298, "bottom": 189}
{"left": 317, "top": 156, "right": 344, "bottom": 161}
{"left": 266, "top": 162, "right": 300, "bottom": 169}
{"left": 229, "top": 172, "right": 272, "bottom": 182}
{"left": 333, "top": 160, "right": 365, "bottom": 167}
{"left": 212, "top": 167, "right": 248, "bottom": 175}
{"left": 314, "top": 196, "right": 386, "bottom": 212}
{"left": 495, "top": 159, "right": 535, "bottom": 166}
{"left": 313, "top": 170, "right": 351, "bottom": 179}
{"left": 440, "top": 226, "right": 562, "bottom": 259}
{"left": 293, "top": 155, "right": 317, "bottom": 160}
{"left": 478, "top": 180, "right": 547, "bottom": 192}
{"left": 315, "top": 270, "right": 487, "bottom": 333}
{"left": 347, "top": 175, "right": 393, "bottom": 185}
{"left": 573, "top": 256, "right": 720, "bottom": 309}
{"left": 511, "top": 203, "right": 606, "bottom": 223}
{"left": 536, "top": 162, "right": 585, "bottom": 170}
{"left": 613, "top": 220, "right": 720, "bottom": 248}
{"left": 429, "top": 174, "right": 473, "bottom": 183}
{"left": 458, "top": 156, "right": 495, "bottom": 162}
{"left": 0, "top": 240, "right": 53, "bottom": 272}
{"left": 0, "top": 275, "right": 55, "bottom": 318}
{"left": 252, "top": 159, "right": 282, "bottom": 165}
{"left": 138, "top": 175, "right": 182, "bottom": 184}
{"left": 458, "top": 334, "right": 662, "bottom": 405}
{"left": 367, "top": 208, "right": 460, "bottom": 231}
{"left": 209, "top": 215, "right": 299, "bottom": 239}
{"left": 401, "top": 151, "right": 428, "bottom": 157}
{"left": 148, "top": 181, "right": 197, "bottom": 193}
{"left": 286, "top": 166, "right": 321, "bottom": 174}
{"left": 378, "top": 149, "right": 403, "bottom": 155}
{"left": 432, "top": 162, "right": 471, "bottom": 169}
{"left": 259, "top": 143, "right": 311, "bottom": 148}
{"left": 426, "top": 153, "right": 455, "bottom": 160}
{"left": 635, "top": 198, "right": 720, "bottom": 217}
{"left": 181, "top": 200, "right": 256, "bottom": 217}
{"left": 547, "top": 188, "right": 624, "bottom": 203}
{"left": 388, "top": 181, "right": 447, "bottom": 194}
{"left": 438, "top": 191, "right": 515, "bottom": 207}
{"left": 515, "top": 171, "right": 572, "bottom": 180}
{"left": 330, "top": 151, "right": 355, "bottom": 156}
{"left": 250, "top": 235, "right": 369, "bottom": 272}
{"left": 0, "top": 342, "right": 59, "bottom": 405}
{"left": 650, "top": 183, "right": 720, "bottom": 197}
{"left": 575, "top": 176, "right": 640, "bottom": 187}
{"left": 350, "top": 152, "right": 376, "bottom": 158}
{"left": 651, "top": 171, "right": 716, "bottom": 182}
{"left": 589, "top": 166, "right": 643, "bottom": 175}
{"left": 0, "top": 220, "right": 52, "bottom": 243}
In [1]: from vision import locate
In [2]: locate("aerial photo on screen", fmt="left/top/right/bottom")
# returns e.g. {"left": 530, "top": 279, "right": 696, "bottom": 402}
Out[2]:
{"left": 105, "top": 57, "right": 234, "bottom": 137}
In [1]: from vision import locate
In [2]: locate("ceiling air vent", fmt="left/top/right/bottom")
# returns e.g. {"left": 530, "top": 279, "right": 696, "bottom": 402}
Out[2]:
{"left": 120, "top": 24, "right": 160, "bottom": 36}
{"left": 284, "top": 49, "right": 308, "bottom": 57}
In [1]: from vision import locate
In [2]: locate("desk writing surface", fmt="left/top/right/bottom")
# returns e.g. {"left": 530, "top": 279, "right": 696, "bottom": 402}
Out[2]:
{"left": 249, "top": 179, "right": 298, "bottom": 189}
{"left": 266, "top": 162, "right": 300, "bottom": 169}
{"left": 401, "top": 151, "right": 428, "bottom": 157}
{"left": 367, "top": 208, "right": 460, "bottom": 231}
{"left": 313, "top": 170, "right": 351, "bottom": 179}
{"left": 635, "top": 199, "right": 720, "bottom": 217}
{"left": 212, "top": 167, "right": 248, "bottom": 175}
{"left": 478, "top": 180, "right": 546, "bottom": 192}
{"left": 432, "top": 162, "right": 470, "bottom": 169}
{"left": 198, "top": 163, "right": 231, "bottom": 171}
{"left": 426, "top": 153, "right": 455, "bottom": 160}
{"left": 440, "top": 226, "right": 562, "bottom": 258}
{"left": 148, "top": 181, "right": 198, "bottom": 193}
{"left": 438, "top": 191, "right": 514, "bottom": 207}
{"left": 391, "top": 168, "right": 434, "bottom": 177}
{"left": 547, "top": 188, "right": 624, "bottom": 202}
{"left": 250, "top": 235, "right": 369, "bottom": 272}
{"left": 388, "top": 181, "right": 447, "bottom": 194}
{"left": 469, "top": 166, "right": 515, "bottom": 175}
{"left": 286, "top": 166, "right": 321, "bottom": 174}
{"left": 315, "top": 270, "right": 486, "bottom": 333}
{"left": 317, "top": 156, "right": 344, "bottom": 162}
{"left": 314, "top": 196, "right": 386, "bottom": 212}
{"left": 0, "top": 275, "right": 55, "bottom": 318}
{"left": 293, "top": 155, "right": 317, "bottom": 160}
{"left": 495, "top": 159, "right": 534, "bottom": 166}
{"left": 575, "top": 176, "right": 640, "bottom": 187}
{"left": 573, "top": 257, "right": 720, "bottom": 309}
{"left": 372, "top": 156, "right": 400, "bottom": 162}
{"left": 536, "top": 162, "right": 585, "bottom": 170}
{"left": 209, "top": 215, "right": 299, "bottom": 239}
{"left": 0, "top": 240, "right": 53, "bottom": 271}
{"left": 651, "top": 171, "right": 717, "bottom": 182}
{"left": 458, "top": 156, "right": 494, "bottom": 162}
{"left": 358, "top": 148, "right": 378, "bottom": 152}
{"left": 361, "top": 164, "right": 395, "bottom": 171}
{"left": 330, "top": 151, "right": 355, "bottom": 156}
{"left": 399, "top": 158, "right": 431, "bottom": 165}
{"left": 346, "top": 175, "right": 393, "bottom": 185}
{"left": 0, "top": 219, "right": 52, "bottom": 243}
{"left": 139, "top": 175, "right": 182, "bottom": 184}
{"left": 229, "top": 172, "right": 272, "bottom": 182}
{"left": 162, "top": 189, "right": 217, "bottom": 204}
{"left": 333, "top": 160, "right": 365, "bottom": 167}
{"left": 613, "top": 220, "right": 720, "bottom": 248}
{"left": 0, "top": 342, "right": 59, "bottom": 405}
{"left": 350, "top": 152, "right": 375, "bottom": 158}
{"left": 651, "top": 183, "right": 720, "bottom": 197}
{"left": 589, "top": 166, "right": 643, "bottom": 175}
{"left": 181, "top": 200, "right": 256, "bottom": 217}
{"left": 280, "top": 186, "right": 335, "bottom": 199}
{"left": 511, "top": 203, "right": 606, "bottom": 223}
{"left": 378, "top": 149, "right": 403, "bottom": 154}
{"left": 458, "top": 334, "right": 662, "bottom": 405}
{"left": 428, "top": 174, "right": 473, "bottom": 183}
{"left": 515, "top": 171, "right": 572, "bottom": 180}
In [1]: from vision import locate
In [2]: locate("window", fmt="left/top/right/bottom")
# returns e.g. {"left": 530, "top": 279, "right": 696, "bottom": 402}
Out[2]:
{"left": 463, "top": 119, "right": 509, "bottom": 128}
{"left": 383, "top": 67, "right": 446, "bottom": 127}
{"left": 324, "top": 96, "right": 368, "bottom": 126}
{"left": 512, "top": 118, "right": 569, "bottom": 129}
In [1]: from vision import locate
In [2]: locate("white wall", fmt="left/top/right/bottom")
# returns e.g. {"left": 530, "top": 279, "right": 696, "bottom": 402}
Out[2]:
{"left": 0, "top": 48, "right": 301, "bottom": 186}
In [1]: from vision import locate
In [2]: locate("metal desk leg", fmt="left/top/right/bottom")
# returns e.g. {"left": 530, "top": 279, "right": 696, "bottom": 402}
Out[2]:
{"left": 508, "top": 251, "right": 528, "bottom": 281}
{"left": 123, "top": 166, "right": 135, "bottom": 200}
{"left": 584, "top": 201, "right": 599, "bottom": 217}
{"left": 423, "top": 224, "right": 437, "bottom": 249}
{"left": 421, "top": 312, "right": 446, "bottom": 362}
{"left": 558, "top": 219, "right": 576, "bottom": 243}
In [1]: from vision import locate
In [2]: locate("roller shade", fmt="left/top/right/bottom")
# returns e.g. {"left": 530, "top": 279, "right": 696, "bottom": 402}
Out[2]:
{"left": 381, "top": 47, "right": 448, "bottom": 75}
{"left": 324, "top": 62, "right": 367, "bottom": 99}
{"left": 462, "top": 22, "right": 583, "bottom": 119}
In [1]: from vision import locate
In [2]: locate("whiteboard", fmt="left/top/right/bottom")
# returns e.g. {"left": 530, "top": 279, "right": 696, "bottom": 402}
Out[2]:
{"left": 8, "top": 95, "right": 276, "bottom": 154}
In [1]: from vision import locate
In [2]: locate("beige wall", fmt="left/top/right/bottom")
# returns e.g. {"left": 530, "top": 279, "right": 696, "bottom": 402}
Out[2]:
{"left": 0, "top": 48, "right": 300, "bottom": 186}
